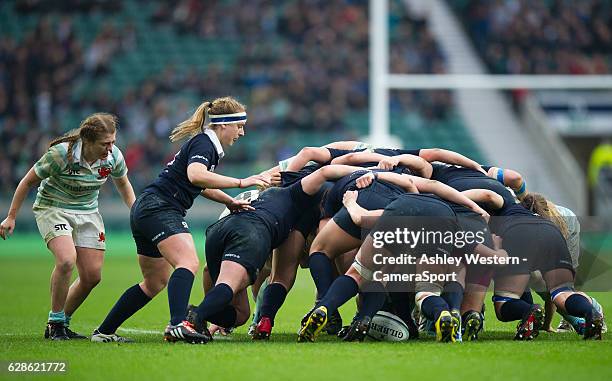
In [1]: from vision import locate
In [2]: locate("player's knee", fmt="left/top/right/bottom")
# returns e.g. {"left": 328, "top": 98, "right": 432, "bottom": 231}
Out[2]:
{"left": 80, "top": 271, "right": 102, "bottom": 288}
{"left": 143, "top": 276, "right": 168, "bottom": 296}
{"left": 55, "top": 259, "right": 75, "bottom": 274}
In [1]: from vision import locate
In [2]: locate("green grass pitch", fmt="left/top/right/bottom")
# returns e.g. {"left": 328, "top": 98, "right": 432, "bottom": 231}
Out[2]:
{"left": 1, "top": 233, "right": 611, "bottom": 381}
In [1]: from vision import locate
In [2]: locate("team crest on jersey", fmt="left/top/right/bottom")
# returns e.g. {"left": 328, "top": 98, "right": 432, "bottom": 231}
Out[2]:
{"left": 98, "top": 232, "right": 106, "bottom": 242}
{"left": 97, "top": 166, "right": 112, "bottom": 179}
{"left": 67, "top": 163, "right": 80, "bottom": 175}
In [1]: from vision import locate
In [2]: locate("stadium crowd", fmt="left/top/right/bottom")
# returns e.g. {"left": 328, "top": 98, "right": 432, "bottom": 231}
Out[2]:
{"left": 452, "top": 0, "right": 612, "bottom": 75}
{"left": 0, "top": 0, "right": 448, "bottom": 195}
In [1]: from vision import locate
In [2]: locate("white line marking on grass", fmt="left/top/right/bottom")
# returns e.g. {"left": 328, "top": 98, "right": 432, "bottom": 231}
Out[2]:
{"left": 117, "top": 328, "right": 161, "bottom": 335}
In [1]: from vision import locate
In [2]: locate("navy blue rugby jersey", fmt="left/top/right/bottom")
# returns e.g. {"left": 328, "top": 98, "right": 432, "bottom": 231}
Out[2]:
{"left": 373, "top": 148, "right": 420, "bottom": 157}
{"left": 322, "top": 169, "right": 406, "bottom": 218}
{"left": 431, "top": 163, "right": 515, "bottom": 206}
{"left": 239, "top": 181, "right": 320, "bottom": 248}
{"left": 489, "top": 201, "right": 545, "bottom": 236}
{"left": 144, "top": 132, "right": 221, "bottom": 214}
{"left": 327, "top": 148, "right": 420, "bottom": 168}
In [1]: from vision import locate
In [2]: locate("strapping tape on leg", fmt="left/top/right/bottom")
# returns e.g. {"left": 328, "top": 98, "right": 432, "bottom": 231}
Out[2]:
{"left": 550, "top": 285, "right": 575, "bottom": 302}
{"left": 351, "top": 258, "right": 374, "bottom": 281}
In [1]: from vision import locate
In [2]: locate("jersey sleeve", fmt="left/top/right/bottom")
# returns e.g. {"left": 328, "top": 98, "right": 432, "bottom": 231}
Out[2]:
{"left": 33, "top": 145, "right": 66, "bottom": 179}
{"left": 396, "top": 149, "right": 421, "bottom": 156}
{"left": 187, "top": 136, "right": 217, "bottom": 169}
{"left": 327, "top": 148, "right": 365, "bottom": 161}
{"left": 288, "top": 180, "right": 317, "bottom": 208}
{"left": 110, "top": 146, "right": 128, "bottom": 178}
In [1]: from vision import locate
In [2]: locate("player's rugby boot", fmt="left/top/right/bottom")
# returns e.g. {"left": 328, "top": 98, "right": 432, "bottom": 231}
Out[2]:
{"left": 435, "top": 310, "right": 453, "bottom": 343}
{"left": 164, "top": 321, "right": 210, "bottom": 344}
{"left": 342, "top": 315, "right": 371, "bottom": 342}
{"left": 298, "top": 306, "right": 328, "bottom": 342}
{"left": 91, "top": 329, "right": 133, "bottom": 343}
{"left": 514, "top": 304, "right": 543, "bottom": 341}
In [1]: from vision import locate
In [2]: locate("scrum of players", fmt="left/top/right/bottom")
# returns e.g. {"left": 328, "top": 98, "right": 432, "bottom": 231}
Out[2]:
{"left": 188, "top": 141, "right": 606, "bottom": 344}
{"left": 2, "top": 101, "right": 603, "bottom": 344}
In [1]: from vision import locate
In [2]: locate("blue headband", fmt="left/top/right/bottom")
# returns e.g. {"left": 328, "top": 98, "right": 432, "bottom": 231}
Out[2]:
{"left": 209, "top": 112, "right": 247, "bottom": 125}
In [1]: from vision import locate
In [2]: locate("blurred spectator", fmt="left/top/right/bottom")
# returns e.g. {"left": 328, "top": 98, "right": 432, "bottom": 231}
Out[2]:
{"left": 451, "top": 0, "right": 612, "bottom": 75}
{"left": 0, "top": 0, "right": 451, "bottom": 196}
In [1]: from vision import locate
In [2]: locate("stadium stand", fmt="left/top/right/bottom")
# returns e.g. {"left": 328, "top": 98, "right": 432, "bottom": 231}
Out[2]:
{"left": 0, "top": 0, "right": 484, "bottom": 199}
{"left": 449, "top": 0, "right": 612, "bottom": 75}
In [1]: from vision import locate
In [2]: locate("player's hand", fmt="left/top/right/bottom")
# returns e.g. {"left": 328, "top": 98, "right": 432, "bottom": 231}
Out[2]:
{"left": 267, "top": 170, "right": 282, "bottom": 187}
{"left": 377, "top": 157, "right": 399, "bottom": 170}
{"left": 478, "top": 209, "right": 490, "bottom": 223}
{"left": 355, "top": 172, "right": 375, "bottom": 189}
{"left": 476, "top": 165, "right": 488, "bottom": 175}
{"left": 492, "top": 234, "right": 503, "bottom": 250}
{"left": 342, "top": 190, "right": 359, "bottom": 207}
{"left": 0, "top": 217, "right": 15, "bottom": 240}
{"left": 227, "top": 198, "right": 255, "bottom": 213}
{"left": 208, "top": 324, "right": 231, "bottom": 336}
{"left": 240, "top": 174, "right": 271, "bottom": 189}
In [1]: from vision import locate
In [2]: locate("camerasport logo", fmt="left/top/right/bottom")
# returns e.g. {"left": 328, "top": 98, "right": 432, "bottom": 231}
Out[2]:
{"left": 98, "top": 232, "right": 106, "bottom": 242}
{"left": 97, "top": 166, "right": 112, "bottom": 179}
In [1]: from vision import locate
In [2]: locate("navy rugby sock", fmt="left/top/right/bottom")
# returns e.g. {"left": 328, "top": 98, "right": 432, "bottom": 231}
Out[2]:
{"left": 520, "top": 290, "right": 534, "bottom": 304}
{"left": 98, "top": 284, "right": 152, "bottom": 334}
{"left": 207, "top": 305, "right": 237, "bottom": 328}
{"left": 167, "top": 267, "right": 195, "bottom": 325}
{"left": 309, "top": 252, "right": 334, "bottom": 297}
{"left": 441, "top": 281, "right": 464, "bottom": 311}
{"left": 388, "top": 292, "right": 414, "bottom": 323}
{"left": 564, "top": 294, "right": 593, "bottom": 319}
{"left": 318, "top": 275, "right": 359, "bottom": 315}
{"left": 420, "top": 296, "right": 449, "bottom": 322}
{"left": 499, "top": 299, "right": 532, "bottom": 322}
{"left": 195, "top": 283, "right": 234, "bottom": 325}
{"left": 259, "top": 283, "right": 288, "bottom": 326}
{"left": 359, "top": 282, "right": 386, "bottom": 318}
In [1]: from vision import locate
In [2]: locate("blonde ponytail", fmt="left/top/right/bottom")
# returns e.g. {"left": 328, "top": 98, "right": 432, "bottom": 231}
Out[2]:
{"left": 170, "top": 102, "right": 210, "bottom": 142}
{"left": 170, "top": 96, "right": 247, "bottom": 142}
{"left": 521, "top": 192, "right": 569, "bottom": 239}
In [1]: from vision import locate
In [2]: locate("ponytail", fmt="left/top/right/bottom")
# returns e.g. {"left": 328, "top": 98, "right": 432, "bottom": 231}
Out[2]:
{"left": 170, "top": 96, "right": 247, "bottom": 142}
{"left": 521, "top": 192, "right": 569, "bottom": 239}
{"left": 170, "top": 102, "right": 211, "bottom": 142}
{"left": 48, "top": 113, "right": 118, "bottom": 165}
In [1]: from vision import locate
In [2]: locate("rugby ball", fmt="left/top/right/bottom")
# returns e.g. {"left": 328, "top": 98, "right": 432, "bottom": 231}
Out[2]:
{"left": 366, "top": 311, "right": 410, "bottom": 342}
{"left": 218, "top": 190, "right": 260, "bottom": 219}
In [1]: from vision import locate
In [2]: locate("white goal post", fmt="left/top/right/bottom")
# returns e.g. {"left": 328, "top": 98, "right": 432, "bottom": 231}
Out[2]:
{"left": 368, "top": 0, "right": 612, "bottom": 144}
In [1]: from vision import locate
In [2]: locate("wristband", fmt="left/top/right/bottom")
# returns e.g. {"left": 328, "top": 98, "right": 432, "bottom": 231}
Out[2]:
{"left": 496, "top": 168, "right": 505, "bottom": 184}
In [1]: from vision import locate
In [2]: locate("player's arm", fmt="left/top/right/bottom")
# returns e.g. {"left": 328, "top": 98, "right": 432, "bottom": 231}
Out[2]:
{"left": 285, "top": 147, "right": 333, "bottom": 172}
{"left": 410, "top": 177, "right": 490, "bottom": 220}
{"left": 342, "top": 190, "right": 384, "bottom": 228}
{"left": 200, "top": 189, "right": 254, "bottom": 212}
{"left": 112, "top": 175, "right": 136, "bottom": 208}
{"left": 385, "top": 154, "right": 433, "bottom": 178}
{"left": 487, "top": 166, "right": 526, "bottom": 199}
{"left": 300, "top": 164, "right": 365, "bottom": 195}
{"left": 0, "top": 167, "right": 42, "bottom": 239}
{"left": 330, "top": 151, "right": 384, "bottom": 166}
{"left": 419, "top": 148, "right": 486, "bottom": 174}
{"left": 371, "top": 172, "right": 419, "bottom": 193}
{"left": 461, "top": 189, "right": 504, "bottom": 210}
{"left": 187, "top": 163, "right": 271, "bottom": 189}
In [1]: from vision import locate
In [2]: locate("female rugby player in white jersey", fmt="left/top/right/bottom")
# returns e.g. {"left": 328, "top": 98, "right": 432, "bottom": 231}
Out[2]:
{"left": 0, "top": 113, "right": 136, "bottom": 340}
